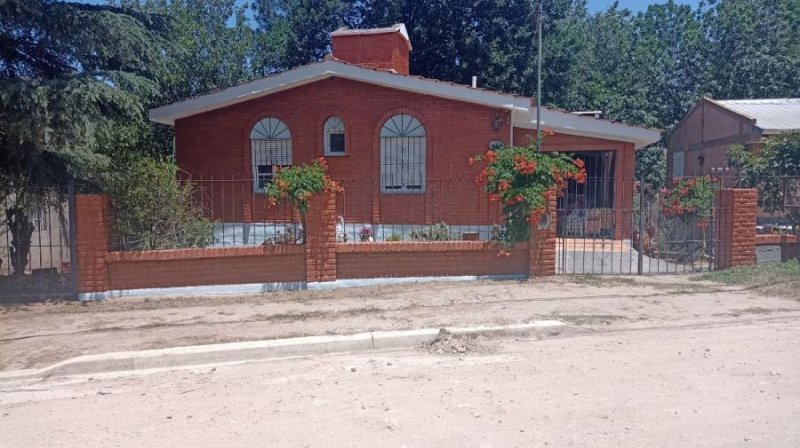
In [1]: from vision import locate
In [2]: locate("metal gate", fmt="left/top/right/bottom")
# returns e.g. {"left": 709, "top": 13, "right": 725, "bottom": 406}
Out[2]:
{"left": 557, "top": 176, "right": 721, "bottom": 275}
{"left": 1, "top": 181, "right": 76, "bottom": 300}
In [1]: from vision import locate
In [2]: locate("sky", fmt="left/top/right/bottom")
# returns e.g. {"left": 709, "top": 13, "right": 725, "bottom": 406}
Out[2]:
{"left": 587, "top": 0, "right": 700, "bottom": 13}
{"left": 80, "top": 0, "right": 703, "bottom": 14}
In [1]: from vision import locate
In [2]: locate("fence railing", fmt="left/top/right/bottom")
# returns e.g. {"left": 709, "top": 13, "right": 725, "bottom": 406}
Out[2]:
{"left": 334, "top": 177, "right": 502, "bottom": 243}
{"left": 1, "top": 183, "right": 75, "bottom": 298}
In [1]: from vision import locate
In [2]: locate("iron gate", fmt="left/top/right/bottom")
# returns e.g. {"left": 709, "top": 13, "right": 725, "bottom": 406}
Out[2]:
{"left": 557, "top": 176, "right": 722, "bottom": 275}
{"left": 1, "top": 181, "right": 76, "bottom": 300}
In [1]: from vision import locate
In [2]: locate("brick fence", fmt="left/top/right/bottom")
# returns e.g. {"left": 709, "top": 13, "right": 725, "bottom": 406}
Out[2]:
{"left": 73, "top": 192, "right": 556, "bottom": 299}
{"left": 73, "top": 187, "right": 765, "bottom": 299}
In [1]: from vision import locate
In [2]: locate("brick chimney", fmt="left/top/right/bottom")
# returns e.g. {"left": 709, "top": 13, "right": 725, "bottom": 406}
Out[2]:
{"left": 330, "top": 24, "right": 412, "bottom": 75}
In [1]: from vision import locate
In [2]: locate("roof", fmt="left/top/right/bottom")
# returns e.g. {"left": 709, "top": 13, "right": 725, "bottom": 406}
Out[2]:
{"left": 331, "top": 23, "right": 412, "bottom": 51}
{"left": 149, "top": 59, "right": 662, "bottom": 148}
{"left": 708, "top": 98, "right": 800, "bottom": 134}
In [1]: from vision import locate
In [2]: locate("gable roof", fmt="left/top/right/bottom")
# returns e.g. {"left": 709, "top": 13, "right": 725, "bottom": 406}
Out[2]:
{"left": 149, "top": 59, "right": 531, "bottom": 125}
{"left": 149, "top": 59, "right": 661, "bottom": 148}
{"left": 708, "top": 98, "right": 800, "bottom": 134}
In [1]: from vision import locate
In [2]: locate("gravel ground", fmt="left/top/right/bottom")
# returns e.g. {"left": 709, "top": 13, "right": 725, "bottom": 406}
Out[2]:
{"left": 1, "top": 318, "right": 798, "bottom": 447}
{"left": 2, "top": 275, "right": 800, "bottom": 371}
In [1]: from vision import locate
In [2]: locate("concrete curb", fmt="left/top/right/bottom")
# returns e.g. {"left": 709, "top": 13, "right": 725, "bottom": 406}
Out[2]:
{"left": 0, "top": 320, "right": 569, "bottom": 381}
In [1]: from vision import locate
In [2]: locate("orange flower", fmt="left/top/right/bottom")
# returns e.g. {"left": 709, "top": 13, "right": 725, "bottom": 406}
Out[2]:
{"left": 543, "top": 128, "right": 555, "bottom": 137}
{"left": 488, "top": 193, "right": 500, "bottom": 202}
{"left": 498, "top": 180, "right": 511, "bottom": 192}
{"left": 468, "top": 156, "right": 475, "bottom": 166}
{"left": 485, "top": 150, "right": 497, "bottom": 163}
{"left": 574, "top": 158, "right": 585, "bottom": 168}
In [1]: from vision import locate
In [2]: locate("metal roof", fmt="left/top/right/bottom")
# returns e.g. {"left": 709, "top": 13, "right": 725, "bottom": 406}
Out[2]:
{"left": 710, "top": 98, "right": 800, "bottom": 134}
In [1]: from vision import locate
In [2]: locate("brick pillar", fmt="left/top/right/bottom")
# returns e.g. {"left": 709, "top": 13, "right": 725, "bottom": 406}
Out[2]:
{"left": 305, "top": 191, "right": 338, "bottom": 283}
{"left": 715, "top": 188, "right": 757, "bottom": 269}
{"left": 74, "top": 195, "right": 111, "bottom": 295}
{"left": 530, "top": 192, "right": 558, "bottom": 277}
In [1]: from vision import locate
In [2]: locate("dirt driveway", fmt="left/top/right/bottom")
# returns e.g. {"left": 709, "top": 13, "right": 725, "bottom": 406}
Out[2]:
{"left": 3, "top": 275, "right": 800, "bottom": 371}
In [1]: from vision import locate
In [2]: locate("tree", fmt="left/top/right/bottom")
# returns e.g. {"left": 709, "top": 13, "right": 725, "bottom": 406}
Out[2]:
{"left": 253, "top": 0, "right": 357, "bottom": 73}
{"left": 728, "top": 133, "right": 800, "bottom": 233}
{"left": 635, "top": 144, "right": 667, "bottom": 190}
{"left": 1, "top": 0, "right": 171, "bottom": 275}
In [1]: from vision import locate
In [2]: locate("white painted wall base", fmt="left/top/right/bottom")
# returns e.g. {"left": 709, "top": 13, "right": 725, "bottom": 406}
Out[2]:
{"left": 79, "top": 274, "right": 527, "bottom": 301}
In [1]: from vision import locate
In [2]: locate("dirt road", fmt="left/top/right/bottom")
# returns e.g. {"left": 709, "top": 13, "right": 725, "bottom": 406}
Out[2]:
{"left": 2, "top": 317, "right": 799, "bottom": 447}
{"left": 3, "top": 275, "right": 800, "bottom": 370}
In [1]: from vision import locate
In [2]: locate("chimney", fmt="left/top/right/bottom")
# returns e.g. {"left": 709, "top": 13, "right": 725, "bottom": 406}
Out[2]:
{"left": 330, "top": 24, "right": 412, "bottom": 75}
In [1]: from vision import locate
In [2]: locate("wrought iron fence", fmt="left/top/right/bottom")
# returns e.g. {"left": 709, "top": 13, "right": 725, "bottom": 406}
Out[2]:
{"left": 557, "top": 175, "right": 722, "bottom": 275}
{"left": 335, "top": 177, "right": 502, "bottom": 243}
{"left": 0, "top": 182, "right": 76, "bottom": 299}
{"left": 154, "top": 174, "right": 302, "bottom": 249}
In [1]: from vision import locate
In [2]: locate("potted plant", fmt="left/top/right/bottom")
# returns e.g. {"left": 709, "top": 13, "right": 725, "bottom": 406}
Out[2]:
{"left": 359, "top": 225, "right": 373, "bottom": 242}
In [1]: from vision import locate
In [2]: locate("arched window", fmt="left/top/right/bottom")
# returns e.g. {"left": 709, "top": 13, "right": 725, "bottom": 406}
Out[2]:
{"left": 250, "top": 117, "right": 292, "bottom": 191}
{"left": 380, "top": 114, "right": 426, "bottom": 193}
{"left": 324, "top": 116, "right": 346, "bottom": 155}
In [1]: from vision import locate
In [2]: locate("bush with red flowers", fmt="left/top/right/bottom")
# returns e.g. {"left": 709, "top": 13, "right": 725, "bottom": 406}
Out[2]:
{"left": 265, "top": 157, "right": 342, "bottom": 240}
{"left": 658, "top": 176, "right": 717, "bottom": 230}
{"left": 471, "top": 140, "right": 586, "bottom": 250}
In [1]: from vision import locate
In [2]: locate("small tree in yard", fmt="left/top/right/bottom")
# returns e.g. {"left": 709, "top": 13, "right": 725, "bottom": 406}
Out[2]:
{"left": 470, "top": 135, "right": 586, "bottom": 252}
{"left": 264, "top": 158, "right": 342, "bottom": 242}
{"left": 103, "top": 158, "right": 214, "bottom": 250}
{"left": 728, "top": 132, "right": 800, "bottom": 234}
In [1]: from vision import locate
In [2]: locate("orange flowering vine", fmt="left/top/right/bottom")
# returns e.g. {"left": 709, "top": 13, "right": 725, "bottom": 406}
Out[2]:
{"left": 471, "top": 144, "right": 586, "bottom": 250}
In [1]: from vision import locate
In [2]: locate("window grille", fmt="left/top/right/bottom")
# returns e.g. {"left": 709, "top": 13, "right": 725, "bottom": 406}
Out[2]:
{"left": 250, "top": 117, "right": 292, "bottom": 192}
{"left": 324, "top": 116, "right": 346, "bottom": 155}
{"left": 672, "top": 151, "right": 685, "bottom": 178}
{"left": 380, "top": 114, "right": 426, "bottom": 193}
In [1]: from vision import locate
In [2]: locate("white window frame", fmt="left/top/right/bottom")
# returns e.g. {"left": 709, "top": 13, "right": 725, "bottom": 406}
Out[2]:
{"left": 323, "top": 116, "right": 346, "bottom": 156}
{"left": 250, "top": 117, "right": 292, "bottom": 192}
{"left": 380, "top": 114, "right": 426, "bottom": 194}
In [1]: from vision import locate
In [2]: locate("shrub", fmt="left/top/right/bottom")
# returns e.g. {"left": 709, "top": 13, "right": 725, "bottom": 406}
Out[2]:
{"left": 410, "top": 222, "right": 455, "bottom": 241}
{"left": 103, "top": 158, "right": 213, "bottom": 250}
{"left": 385, "top": 233, "right": 402, "bottom": 242}
{"left": 471, "top": 139, "right": 586, "bottom": 251}
{"left": 264, "top": 158, "right": 342, "bottom": 241}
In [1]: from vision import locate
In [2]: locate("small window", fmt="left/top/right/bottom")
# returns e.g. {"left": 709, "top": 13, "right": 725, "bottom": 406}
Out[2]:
{"left": 251, "top": 117, "right": 292, "bottom": 192}
{"left": 324, "top": 116, "right": 346, "bottom": 155}
{"left": 672, "top": 150, "right": 685, "bottom": 178}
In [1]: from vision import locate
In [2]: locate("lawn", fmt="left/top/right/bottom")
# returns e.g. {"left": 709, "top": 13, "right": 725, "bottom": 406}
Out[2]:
{"left": 697, "top": 260, "right": 800, "bottom": 300}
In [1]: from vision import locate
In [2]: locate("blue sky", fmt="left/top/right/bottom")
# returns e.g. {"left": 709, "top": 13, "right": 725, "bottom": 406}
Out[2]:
{"left": 587, "top": 0, "right": 699, "bottom": 12}
{"left": 81, "top": 0, "right": 702, "bottom": 14}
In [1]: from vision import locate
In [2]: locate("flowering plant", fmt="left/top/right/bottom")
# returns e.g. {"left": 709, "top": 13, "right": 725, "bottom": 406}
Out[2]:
{"left": 471, "top": 141, "right": 586, "bottom": 250}
{"left": 265, "top": 157, "right": 342, "bottom": 240}
{"left": 359, "top": 225, "right": 373, "bottom": 242}
{"left": 659, "top": 176, "right": 717, "bottom": 230}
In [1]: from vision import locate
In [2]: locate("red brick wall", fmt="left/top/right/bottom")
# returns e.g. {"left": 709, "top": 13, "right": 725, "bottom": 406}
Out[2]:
{"left": 305, "top": 191, "right": 337, "bottom": 283}
{"left": 336, "top": 242, "right": 528, "bottom": 279}
{"left": 174, "top": 78, "right": 635, "bottom": 229}
{"left": 106, "top": 246, "right": 305, "bottom": 290}
{"left": 755, "top": 234, "right": 800, "bottom": 262}
{"left": 74, "top": 195, "right": 110, "bottom": 293}
{"left": 331, "top": 32, "right": 410, "bottom": 74}
{"left": 530, "top": 192, "right": 557, "bottom": 277}
{"left": 715, "top": 189, "right": 757, "bottom": 269}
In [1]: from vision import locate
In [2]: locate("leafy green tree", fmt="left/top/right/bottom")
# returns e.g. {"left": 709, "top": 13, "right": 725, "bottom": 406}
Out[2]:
{"left": 253, "top": 0, "right": 357, "bottom": 73}
{"left": 728, "top": 133, "right": 800, "bottom": 233}
{"left": 0, "top": 0, "right": 171, "bottom": 184}
{"left": 635, "top": 144, "right": 667, "bottom": 190}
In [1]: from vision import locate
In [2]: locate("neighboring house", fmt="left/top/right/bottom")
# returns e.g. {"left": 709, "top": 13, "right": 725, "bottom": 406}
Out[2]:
{"left": 667, "top": 98, "right": 800, "bottom": 179}
{"left": 149, "top": 24, "right": 660, "bottom": 240}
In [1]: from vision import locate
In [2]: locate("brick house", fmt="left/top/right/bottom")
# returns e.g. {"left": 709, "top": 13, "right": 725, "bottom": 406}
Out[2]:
{"left": 150, "top": 24, "right": 660, "bottom": 242}
{"left": 667, "top": 97, "right": 800, "bottom": 179}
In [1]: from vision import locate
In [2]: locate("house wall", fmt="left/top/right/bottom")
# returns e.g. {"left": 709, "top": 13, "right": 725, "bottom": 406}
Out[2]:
{"left": 175, "top": 78, "right": 638, "bottom": 232}
{"left": 667, "top": 100, "right": 761, "bottom": 178}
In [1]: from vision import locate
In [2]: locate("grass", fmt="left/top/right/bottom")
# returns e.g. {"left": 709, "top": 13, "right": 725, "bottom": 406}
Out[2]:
{"left": 696, "top": 261, "right": 800, "bottom": 300}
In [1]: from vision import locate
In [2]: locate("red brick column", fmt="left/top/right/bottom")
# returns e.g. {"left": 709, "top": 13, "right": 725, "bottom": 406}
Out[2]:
{"left": 530, "top": 192, "right": 557, "bottom": 277}
{"left": 715, "top": 189, "right": 757, "bottom": 269}
{"left": 74, "top": 195, "right": 111, "bottom": 295}
{"left": 305, "top": 191, "right": 338, "bottom": 283}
